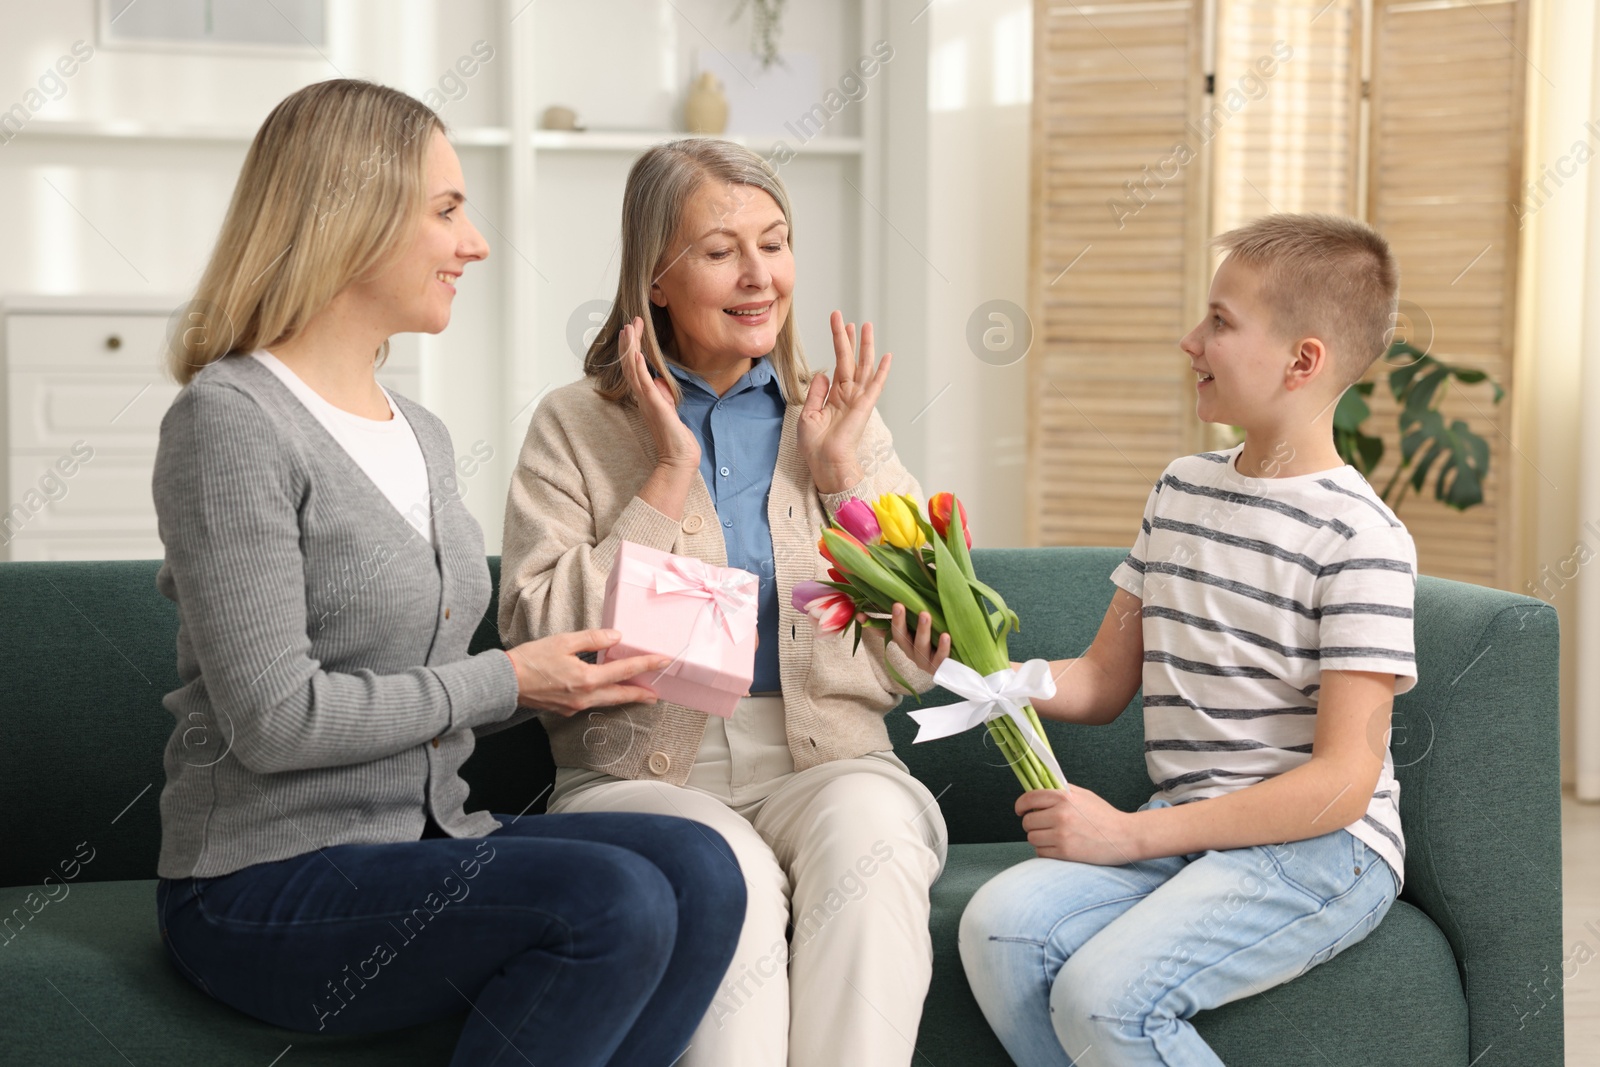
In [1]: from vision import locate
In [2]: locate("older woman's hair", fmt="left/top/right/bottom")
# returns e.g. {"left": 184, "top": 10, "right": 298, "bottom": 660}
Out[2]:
{"left": 586, "top": 138, "right": 810, "bottom": 404}
{"left": 168, "top": 79, "right": 443, "bottom": 383}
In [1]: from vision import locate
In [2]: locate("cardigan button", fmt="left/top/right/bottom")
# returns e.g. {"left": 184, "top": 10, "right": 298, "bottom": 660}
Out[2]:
{"left": 431, "top": 737, "right": 440, "bottom": 749}
{"left": 648, "top": 752, "right": 672, "bottom": 775}
{"left": 682, "top": 514, "right": 704, "bottom": 534}
{"left": 444, "top": 607, "right": 451, "bottom": 619}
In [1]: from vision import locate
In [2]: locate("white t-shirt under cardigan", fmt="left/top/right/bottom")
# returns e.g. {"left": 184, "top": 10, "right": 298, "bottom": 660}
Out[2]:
{"left": 252, "top": 350, "right": 433, "bottom": 545}
{"left": 1110, "top": 445, "right": 1417, "bottom": 884}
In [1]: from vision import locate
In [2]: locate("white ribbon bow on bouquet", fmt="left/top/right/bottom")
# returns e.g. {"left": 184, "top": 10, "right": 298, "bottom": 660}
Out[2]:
{"left": 910, "top": 659, "right": 1068, "bottom": 790}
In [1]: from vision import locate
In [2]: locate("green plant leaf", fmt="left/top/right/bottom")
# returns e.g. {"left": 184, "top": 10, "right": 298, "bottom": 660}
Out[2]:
{"left": 1403, "top": 366, "right": 1451, "bottom": 416}
{"left": 1372, "top": 350, "right": 1505, "bottom": 514}
{"left": 1355, "top": 433, "right": 1383, "bottom": 474}
{"left": 1386, "top": 347, "right": 1432, "bottom": 398}
{"left": 1339, "top": 378, "right": 1379, "bottom": 472}
{"left": 1400, "top": 408, "right": 1442, "bottom": 464}
{"left": 1333, "top": 386, "right": 1372, "bottom": 432}
{"left": 1435, "top": 418, "right": 1491, "bottom": 510}
{"left": 1442, "top": 462, "right": 1483, "bottom": 509}
{"left": 1447, "top": 366, "right": 1505, "bottom": 403}
{"left": 1409, "top": 438, "right": 1445, "bottom": 492}
{"left": 1465, "top": 422, "right": 1491, "bottom": 473}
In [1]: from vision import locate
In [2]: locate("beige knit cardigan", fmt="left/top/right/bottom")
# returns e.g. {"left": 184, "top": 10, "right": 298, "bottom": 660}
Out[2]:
{"left": 497, "top": 377, "right": 935, "bottom": 785}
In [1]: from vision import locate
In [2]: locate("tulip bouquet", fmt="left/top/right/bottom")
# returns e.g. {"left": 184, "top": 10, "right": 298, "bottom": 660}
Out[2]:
{"left": 792, "top": 492, "right": 1066, "bottom": 793}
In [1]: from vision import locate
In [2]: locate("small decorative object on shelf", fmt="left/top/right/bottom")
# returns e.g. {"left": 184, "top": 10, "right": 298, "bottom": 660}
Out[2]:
{"left": 684, "top": 72, "right": 729, "bottom": 135}
{"left": 540, "top": 105, "right": 580, "bottom": 131}
{"left": 731, "top": 0, "right": 786, "bottom": 69}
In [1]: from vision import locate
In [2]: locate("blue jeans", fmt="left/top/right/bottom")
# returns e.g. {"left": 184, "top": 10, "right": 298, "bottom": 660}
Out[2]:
{"left": 959, "top": 802, "right": 1398, "bottom": 1067}
{"left": 158, "top": 811, "right": 747, "bottom": 1067}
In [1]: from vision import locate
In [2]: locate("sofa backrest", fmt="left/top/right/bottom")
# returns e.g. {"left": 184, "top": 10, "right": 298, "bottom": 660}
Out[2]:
{"left": 0, "top": 550, "right": 1116, "bottom": 887}
{"left": 0, "top": 551, "right": 1561, "bottom": 921}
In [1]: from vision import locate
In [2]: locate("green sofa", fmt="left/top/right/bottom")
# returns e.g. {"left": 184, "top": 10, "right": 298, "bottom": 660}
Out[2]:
{"left": 0, "top": 549, "right": 1563, "bottom": 1065}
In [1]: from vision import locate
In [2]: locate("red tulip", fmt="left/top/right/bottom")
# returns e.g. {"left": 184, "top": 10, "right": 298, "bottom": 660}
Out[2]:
{"left": 928, "top": 492, "right": 971, "bottom": 549}
{"left": 818, "top": 527, "right": 867, "bottom": 572}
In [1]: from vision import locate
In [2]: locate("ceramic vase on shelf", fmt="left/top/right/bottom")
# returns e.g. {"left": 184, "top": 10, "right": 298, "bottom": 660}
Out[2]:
{"left": 684, "top": 71, "right": 728, "bottom": 135}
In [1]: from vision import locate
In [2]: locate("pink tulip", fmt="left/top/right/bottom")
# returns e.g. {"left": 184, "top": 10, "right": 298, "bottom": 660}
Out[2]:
{"left": 792, "top": 581, "right": 832, "bottom": 609}
{"left": 833, "top": 497, "right": 883, "bottom": 545}
{"left": 792, "top": 581, "right": 856, "bottom": 636}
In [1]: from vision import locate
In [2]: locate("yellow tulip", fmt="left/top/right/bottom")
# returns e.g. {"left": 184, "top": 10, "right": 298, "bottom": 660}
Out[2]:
{"left": 872, "top": 493, "right": 926, "bottom": 549}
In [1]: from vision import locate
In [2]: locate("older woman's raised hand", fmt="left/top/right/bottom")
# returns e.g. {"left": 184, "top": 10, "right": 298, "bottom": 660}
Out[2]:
{"left": 799, "top": 311, "right": 893, "bottom": 495}
{"left": 620, "top": 316, "right": 700, "bottom": 473}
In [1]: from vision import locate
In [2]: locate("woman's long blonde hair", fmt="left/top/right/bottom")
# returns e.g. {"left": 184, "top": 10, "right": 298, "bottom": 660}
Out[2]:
{"left": 168, "top": 80, "right": 443, "bottom": 383}
{"left": 585, "top": 138, "right": 810, "bottom": 405}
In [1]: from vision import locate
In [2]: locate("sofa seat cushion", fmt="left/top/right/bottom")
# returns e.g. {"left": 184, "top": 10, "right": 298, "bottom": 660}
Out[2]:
{"left": 918, "top": 843, "right": 1470, "bottom": 1066}
{"left": 1, "top": 880, "right": 460, "bottom": 1065}
{"left": 3, "top": 844, "right": 1470, "bottom": 1066}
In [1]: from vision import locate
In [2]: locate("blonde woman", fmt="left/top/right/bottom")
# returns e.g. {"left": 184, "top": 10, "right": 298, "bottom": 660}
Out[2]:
{"left": 498, "top": 139, "right": 950, "bottom": 1066}
{"left": 152, "top": 82, "right": 745, "bottom": 1067}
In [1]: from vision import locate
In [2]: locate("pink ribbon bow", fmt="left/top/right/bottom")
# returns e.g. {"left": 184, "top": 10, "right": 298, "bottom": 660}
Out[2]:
{"left": 620, "top": 554, "right": 759, "bottom": 645}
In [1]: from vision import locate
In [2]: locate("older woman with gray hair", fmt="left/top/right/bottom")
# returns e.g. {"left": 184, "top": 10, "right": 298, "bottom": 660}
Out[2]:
{"left": 498, "top": 139, "right": 950, "bottom": 1066}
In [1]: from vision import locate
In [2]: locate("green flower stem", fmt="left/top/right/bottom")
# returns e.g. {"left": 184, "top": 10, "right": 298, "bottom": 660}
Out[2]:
{"left": 1019, "top": 703, "right": 1064, "bottom": 790}
{"left": 983, "top": 720, "right": 1020, "bottom": 787}
{"left": 989, "top": 720, "right": 1041, "bottom": 792}
{"left": 1012, "top": 730, "right": 1049, "bottom": 792}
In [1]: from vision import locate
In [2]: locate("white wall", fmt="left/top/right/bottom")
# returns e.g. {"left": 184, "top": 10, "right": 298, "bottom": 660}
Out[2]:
{"left": 877, "top": 0, "right": 1033, "bottom": 549}
{"left": 1520, "top": 0, "right": 1596, "bottom": 789}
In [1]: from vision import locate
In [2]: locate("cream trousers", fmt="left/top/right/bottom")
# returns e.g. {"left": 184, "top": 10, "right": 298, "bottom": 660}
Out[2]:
{"left": 548, "top": 696, "right": 949, "bottom": 1067}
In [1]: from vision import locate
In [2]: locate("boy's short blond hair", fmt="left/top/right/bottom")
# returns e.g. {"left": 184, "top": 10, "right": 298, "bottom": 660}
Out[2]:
{"left": 1212, "top": 213, "right": 1399, "bottom": 389}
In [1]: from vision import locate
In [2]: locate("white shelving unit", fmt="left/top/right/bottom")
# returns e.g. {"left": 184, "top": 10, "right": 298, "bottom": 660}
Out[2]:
{"left": 15, "top": 121, "right": 866, "bottom": 156}
{"left": 495, "top": 0, "right": 888, "bottom": 484}
{"left": 0, "top": 0, "right": 892, "bottom": 555}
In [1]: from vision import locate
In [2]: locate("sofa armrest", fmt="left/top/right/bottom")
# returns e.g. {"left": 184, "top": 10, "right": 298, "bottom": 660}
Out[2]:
{"left": 1395, "top": 578, "right": 1562, "bottom": 1065}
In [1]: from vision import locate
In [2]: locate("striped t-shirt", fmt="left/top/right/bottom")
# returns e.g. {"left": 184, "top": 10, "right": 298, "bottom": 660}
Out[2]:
{"left": 1109, "top": 445, "right": 1417, "bottom": 884}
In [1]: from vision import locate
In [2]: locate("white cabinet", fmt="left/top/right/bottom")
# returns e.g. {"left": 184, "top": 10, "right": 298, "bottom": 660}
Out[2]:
{"left": 0, "top": 296, "right": 421, "bottom": 561}
{"left": 1, "top": 297, "right": 177, "bottom": 561}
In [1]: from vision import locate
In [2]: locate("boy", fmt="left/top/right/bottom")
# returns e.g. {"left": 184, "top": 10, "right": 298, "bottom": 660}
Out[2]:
{"left": 899, "top": 214, "right": 1415, "bottom": 1065}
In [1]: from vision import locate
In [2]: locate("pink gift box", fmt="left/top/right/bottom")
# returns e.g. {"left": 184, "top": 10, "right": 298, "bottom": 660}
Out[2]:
{"left": 597, "top": 541, "right": 759, "bottom": 718}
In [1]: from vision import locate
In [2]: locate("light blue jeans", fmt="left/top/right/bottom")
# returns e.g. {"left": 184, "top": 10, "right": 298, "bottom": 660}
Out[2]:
{"left": 959, "top": 801, "right": 1398, "bottom": 1066}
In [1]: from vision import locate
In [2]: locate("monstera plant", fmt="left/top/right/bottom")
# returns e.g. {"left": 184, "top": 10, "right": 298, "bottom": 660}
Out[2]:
{"left": 1333, "top": 341, "right": 1505, "bottom": 512}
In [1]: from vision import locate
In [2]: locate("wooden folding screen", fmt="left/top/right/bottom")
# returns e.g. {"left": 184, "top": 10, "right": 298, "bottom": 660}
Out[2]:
{"left": 1027, "top": 0, "right": 1528, "bottom": 589}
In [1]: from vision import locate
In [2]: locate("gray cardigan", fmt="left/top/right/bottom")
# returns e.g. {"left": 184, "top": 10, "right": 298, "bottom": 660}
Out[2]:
{"left": 152, "top": 354, "right": 519, "bottom": 879}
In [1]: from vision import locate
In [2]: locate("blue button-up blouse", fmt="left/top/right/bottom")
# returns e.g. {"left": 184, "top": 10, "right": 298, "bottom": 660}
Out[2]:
{"left": 667, "top": 357, "right": 787, "bottom": 693}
